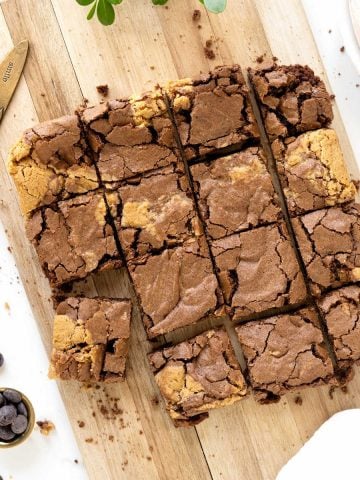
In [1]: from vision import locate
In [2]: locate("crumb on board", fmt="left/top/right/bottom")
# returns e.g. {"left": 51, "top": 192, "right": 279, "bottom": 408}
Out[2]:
{"left": 150, "top": 66, "right": 155, "bottom": 71}
{"left": 74, "top": 459, "right": 79, "bottom": 464}
{"left": 192, "top": 9, "right": 201, "bottom": 21}
{"left": 204, "top": 39, "right": 215, "bottom": 60}
{"left": 4, "top": 302, "right": 10, "bottom": 311}
{"left": 294, "top": 395, "right": 303, "bottom": 406}
{"left": 256, "top": 54, "right": 265, "bottom": 63}
{"left": 341, "top": 385, "right": 348, "bottom": 394}
{"left": 151, "top": 396, "right": 159, "bottom": 406}
{"left": 85, "top": 438, "right": 93, "bottom": 443}
{"left": 37, "top": 420, "right": 55, "bottom": 436}
{"left": 330, "top": 94, "right": 336, "bottom": 100}
{"left": 340, "top": 46, "right": 345, "bottom": 52}
{"left": 329, "top": 385, "right": 336, "bottom": 400}
{"left": 109, "top": 435, "right": 114, "bottom": 442}
{"left": 96, "top": 84, "right": 109, "bottom": 97}
{"left": 77, "top": 420, "right": 85, "bottom": 428}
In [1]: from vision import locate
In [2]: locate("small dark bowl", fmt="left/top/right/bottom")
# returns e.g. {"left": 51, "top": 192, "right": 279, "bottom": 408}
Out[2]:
{"left": 0, "top": 388, "right": 35, "bottom": 448}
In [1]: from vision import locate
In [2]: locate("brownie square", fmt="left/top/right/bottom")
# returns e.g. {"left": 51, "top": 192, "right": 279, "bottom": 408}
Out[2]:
{"left": 292, "top": 204, "right": 360, "bottom": 296}
{"left": 49, "top": 297, "right": 131, "bottom": 383}
{"left": 148, "top": 328, "right": 247, "bottom": 426}
{"left": 26, "top": 190, "right": 122, "bottom": 287}
{"left": 128, "top": 237, "right": 223, "bottom": 338}
{"left": 318, "top": 285, "right": 360, "bottom": 368}
{"left": 236, "top": 307, "right": 335, "bottom": 402}
{"left": 166, "top": 65, "right": 260, "bottom": 161}
{"left": 272, "top": 129, "right": 355, "bottom": 215}
{"left": 108, "top": 165, "right": 200, "bottom": 262}
{"left": 8, "top": 115, "right": 99, "bottom": 216}
{"left": 249, "top": 63, "right": 333, "bottom": 142}
{"left": 211, "top": 223, "right": 307, "bottom": 320}
{"left": 80, "top": 90, "right": 181, "bottom": 187}
{"left": 190, "top": 147, "right": 282, "bottom": 240}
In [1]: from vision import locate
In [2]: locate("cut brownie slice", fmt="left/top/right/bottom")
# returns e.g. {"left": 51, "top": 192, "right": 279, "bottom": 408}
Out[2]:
{"left": 190, "top": 146, "right": 282, "bottom": 240}
{"left": 292, "top": 204, "right": 360, "bottom": 296}
{"left": 236, "top": 307, "right": 335, "bottom": 403}
{"left": 49, "top": 297, "right": 131, "bottom": 383}
{"left": 8, "top": 115, "right": 99, "bottom": 216}
{"left": 318, "top": 285, "right": 360, "bottom": 368}
{"left": 148, "top": 328, "right": 247, "bottom": 426}
{"left": 26, "top": 190, "right": 122, "bottom": 287}
{"left": 80, "top": 90, "right": 181, "bottom": 187}
{"left": 166, "top": 65, "right": 260, "bottom": 161}
{"left": 272, "top": 129, "right": 355, "bottom": 215}
{"left": 108, "top": 165, "right": 200, "bottom": 262}
{"left": 211, "top": 223, "right": 307, "bottom": 320}
{"left": 128, "top": 237, "right": 223, "bottom": 338}
{"left": 249, "top": 63, "right": 333, "bottom": 142}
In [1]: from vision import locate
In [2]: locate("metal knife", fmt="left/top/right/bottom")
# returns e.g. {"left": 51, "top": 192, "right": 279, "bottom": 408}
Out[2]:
{"left": 0, "top": 40, "right": 29, "bottom": 124}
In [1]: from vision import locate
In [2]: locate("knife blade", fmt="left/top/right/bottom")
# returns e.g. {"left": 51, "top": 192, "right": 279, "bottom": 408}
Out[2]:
{"left": 0, "top": 40, "right": 29, "bottom": 124}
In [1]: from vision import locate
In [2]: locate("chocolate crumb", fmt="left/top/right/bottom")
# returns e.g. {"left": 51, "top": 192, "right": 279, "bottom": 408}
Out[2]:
{"left": 329, "top": 385, "right": 336, "bottom": 399}
{"left": 294, "top": 396, "right": 303, "bottom": 406}
{"left": 74, "top": 459, "right": 78, "bottom": 464}
{"left": 356, "top": 84, "right": 359, "bottom": 88}
{"left": 96, "top": 84, "right": 109, "bottom": 97}
{"left": 205, "top": 39, "right": 213, "bottom": 48}
{"left": 109, "top": 435, "right": 114, "bottom": 442}
{"left": 197, "top": 25, "right": 202, "bottom": 29}
{"left": 139, "top": 430, "right": 143, "bottom": 435}
{"left": 146, "top": 456, "right": 152, "bottom": 461}
{"left": 40, "top": 93, "right": 46, "bottom": 97}
{"left": 256, "top": 54, "right": 264, "bottom": 63}
{"left": 85, "top": 437, "right": 93, "bottom": 443}
{"left": 36, "top": 420, "right": 55, "bottom": 436}
{"left": 272, "top": 56, "right": 278, "bottom": 61}
{"left": 204, "top": 46, "right": 215, "bottom": 59}
{"left": 150, "top": 66, "right": 155, "bottom": 70}
{"left": 77, "top": 420, "right": 85, "bottom": 428}
{"left": 151, "top": 396, "right": 159, "bottom": 406}
{"left": 330, "top": 94, "right": 336, "bottom": 100}
{"left": 341, "top": 385, "right": 348, "bottom": 394}
{"left": 149, "top": 445, "right": 154, "bottom": 452}
{"left": 7, "top": 246, "right": 12, "bottom": 253}
{"left": 192, "top": 9, "right": 201, "bottom": 21}
{"left": 340, "top": 46, "right": 345, "bottom": 52}
{"left": 328, "top": 29, "right": 332, "bottom": 33}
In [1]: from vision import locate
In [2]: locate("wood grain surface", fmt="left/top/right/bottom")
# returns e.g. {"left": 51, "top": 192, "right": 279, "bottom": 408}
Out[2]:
{"left": 0, "top": 1, "right": 359, "bottom": 479}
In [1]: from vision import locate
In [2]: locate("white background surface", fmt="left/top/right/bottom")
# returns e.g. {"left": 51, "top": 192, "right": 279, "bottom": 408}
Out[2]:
{"left": 0, "top": 1, "right": 359, "bottom": 479}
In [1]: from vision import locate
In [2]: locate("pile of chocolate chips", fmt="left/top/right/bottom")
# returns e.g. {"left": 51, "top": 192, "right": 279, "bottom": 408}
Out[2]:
{"left": 0, "top": 389, "right": 29, "bottom": 442}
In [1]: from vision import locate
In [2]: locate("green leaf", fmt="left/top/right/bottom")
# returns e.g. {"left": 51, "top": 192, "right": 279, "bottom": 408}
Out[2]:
{"left": 107, "top": 0, "right": 122, "bottom": 4}
{"left": 198, "top": 0, "right": 204, "bottom": 3}
{"left": 97, "top": 0, "right": 115, "bottom": 25}
{"left": 76, "top": 0, "right": 95, "bottom": 5}
{"left": 152, "top": 0, "right": 169, "bottom": 4}
{"left": 87, "top": 1, "right": 97, "bottom": 19}
{"left": 204, "top": 0, "right": 226, "bottom": 13}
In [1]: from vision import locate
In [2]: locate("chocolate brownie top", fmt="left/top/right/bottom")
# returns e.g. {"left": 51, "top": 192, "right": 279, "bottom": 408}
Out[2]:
{"left": 26, "top": 191, "right": 121, "bottom": 287}
{"left": 211, "top": 223, "right": 307, "bottom": 319}
{"left": 292, "top": 204, "right": 360, "bottom": 296}
{"left": 249, "top": 63, "right": 333, "bottom": 141}
{"left": 148, "top": 328, "right": 247, "bottom": 425}
{"left": 272, "top": 129, "right": 355, "bottom": 215}
{"left": 128, "top": 238, "right": 222, "bottom": 338}
{"left": 8, "top": 115, "right": 99, "bottom": 215}
{"left": 80, "top": 92, "right": 180, "bottom": 184}
{"left": 50, "top": 296, "right": 131, "bottom": 383}
{"left": 236, "top": 307, "right": 334, "bottom": 402}
{"left": 318, "top": 285, "right": 360, "bottom": 365}
{"left": 112, "top": 166, "right": 200, "bottom": 262}
{"left": 191, "top": 147, "right": 282, "bottom": 239}
{"left": 166, "top": 65, "right": 260, "bottom": 159}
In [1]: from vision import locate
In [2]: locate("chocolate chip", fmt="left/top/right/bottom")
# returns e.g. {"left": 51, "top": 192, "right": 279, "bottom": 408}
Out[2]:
{"left": 17, "top": 402, "right": 28, "bottom": 417}
{"left": 11, "top": 415, "right": 28, "bottom": 434}
{"left": 0, "top": 405, "right": 17, "bottom": 426}
{"left": 3, "top": 389, "right": 22, "bottom": 404}
{"left": 0, "top": 425, "right": 16, "bottom": 442}
{"left": 0, "top": 353, "right": 4, "bottom": 367}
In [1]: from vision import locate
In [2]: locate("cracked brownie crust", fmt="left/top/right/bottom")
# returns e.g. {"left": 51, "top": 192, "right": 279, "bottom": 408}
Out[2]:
{"left": 148, "top": 328, "right": 247, "bottom": 425}
{"left": 110, "top": 165, "right": 201, "bottom": 262}
{"left": 292, "top": 204, "right": 360, "bottom": 296}
{"left": 249, "top": 63, "right": 333, "bottom": 141}
{"left": 318, "top": 285, "right": 360, "bottom": 367}
{"left": 272, "top": 129, "right": 356, "bottom": 215}
{"left": 166, "top": 65, "right": 260, "bottom": 160}
{"left": 128, "top": 238, "right": 223, "bottom": 338}
{"left": 236, "top": 307, "right": 335, "bottom": 402}
{"left": 49, "top": 297, "right": 131, "bottom": 383}
{"left": 80, "top": 91, "right": 180, "bottom": 186}
{"left": 26, "top": 191, "right": 122, "bottom": 287}
{"left": 211, "top": 223, "right": 307, "bottom": 320}
{"left": 190, "top": 147, "right": 282, "bottom": 239}
{"left": 8, "top": 115, "right": 99, "bottom": 216}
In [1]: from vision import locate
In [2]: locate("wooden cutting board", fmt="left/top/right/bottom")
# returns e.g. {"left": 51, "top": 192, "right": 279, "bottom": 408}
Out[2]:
{"left": 0, "top": 1, "right": 359, "bottom": 479}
